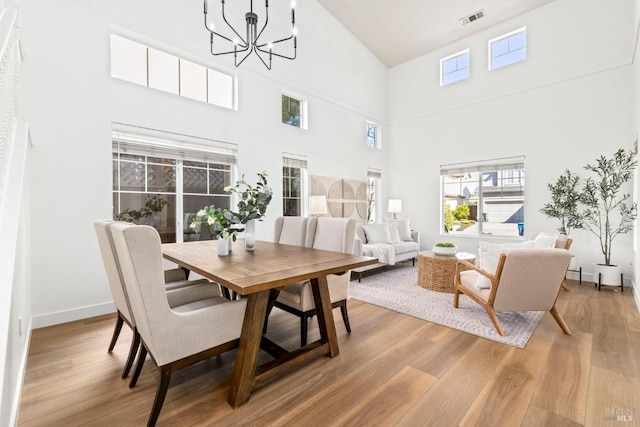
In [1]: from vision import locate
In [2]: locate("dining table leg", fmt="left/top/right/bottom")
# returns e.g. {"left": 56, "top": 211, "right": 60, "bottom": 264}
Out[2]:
{"left": 228, "top": 291, "right": 270, "bottom": 408}
{"left": 310, "top": 275, "right": 340, "bottom": 357}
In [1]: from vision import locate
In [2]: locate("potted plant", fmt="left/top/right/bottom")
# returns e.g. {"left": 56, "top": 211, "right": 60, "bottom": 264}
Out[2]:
{"left": 541, "top": 147, "right": 637, "bottom": 286}
{"left": 432, "top": 242, "right": 458, "bottom": 256}
{"left": 539, "top": 169, "right": 582, "bottom": 236}
{"left": 579, "top": 147, "right": 637, "bottom": 286}
{"left": 190, "top": 206, "right": 239, "bottom": 256}
{"left": 223, "top": 171, "right": 273, "bottom": 250}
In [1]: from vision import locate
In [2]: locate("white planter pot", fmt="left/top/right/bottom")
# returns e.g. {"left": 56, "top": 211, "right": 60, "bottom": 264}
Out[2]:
{"left": 432, "top": 245, "right": 458, "bottom": 256}
{"left": 593, "top": 263, "right": 622, "bottom": 287}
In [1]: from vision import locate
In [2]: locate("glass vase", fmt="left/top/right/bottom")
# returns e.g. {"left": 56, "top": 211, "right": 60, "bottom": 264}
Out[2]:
{"left": 218, "top": 236, "right": 229, "bottom": 256}
{"left": 244, "top": 219, "right": 256, "bottom": 251}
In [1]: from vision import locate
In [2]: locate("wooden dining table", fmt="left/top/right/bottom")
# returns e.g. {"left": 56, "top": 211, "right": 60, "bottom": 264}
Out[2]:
{"left": 161, "top": 239, "right": 377, "bottom": 408}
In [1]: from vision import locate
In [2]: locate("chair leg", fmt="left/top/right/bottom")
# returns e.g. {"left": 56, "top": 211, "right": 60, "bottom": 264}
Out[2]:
{"left": 122, "top": 329, "right": 140, "bottom": 379}
{"left": 147, "top": 365, "right": 172, "bottom": 427}
{"left": 549, "top": 305, "right": 572, "bottom": 335}
{"left": 561, "top": 280, "right": 570, "bottom": 292}
{"left": 339, "top": 301, "right": 351, "bottom": 333}
{"left": 300, "top": 315, "right": 309, "bottom": 347}
{"left": 108, "top": 313, "right": 124, "bottom": 352}
{"left": 485, "top": 306, "right": 505, "bottom": 336}
{"left": 129, "top": 344, "right": 147, "bottom": 388}
{"left": 453, "top": 289, "right": 460, "bottom": 308}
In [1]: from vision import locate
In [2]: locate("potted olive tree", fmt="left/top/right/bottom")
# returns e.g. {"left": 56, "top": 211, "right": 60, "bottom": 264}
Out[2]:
{"left": 579, "top": 147, "right": 637, "bottom": 286}
{"left": 541, "top": 147, "right": 637, "bottom": 286}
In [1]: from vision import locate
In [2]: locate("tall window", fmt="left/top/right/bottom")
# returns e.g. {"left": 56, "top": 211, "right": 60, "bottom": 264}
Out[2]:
{"left": 367, "top": 169, "right": 382, "bottom": 223}
{"left": 440, "top": 49, "right": 470, "bottom": 86}
{"left": 112, "top": 124, "right": 237, "bottom": 243}
{"left": 440, "top": 156, "right": 525, "bottom": 237}
{"left": 489, "top": 27, "right": 527, "bottom": 70}
{"left": 282, "top": 154, "right": 308, "bottom": 216}
{"left": 366, "top": 121, "right": 380, "bottom": 148}
{"left": 282, "top": 93, "right": 307, "bottom": 129}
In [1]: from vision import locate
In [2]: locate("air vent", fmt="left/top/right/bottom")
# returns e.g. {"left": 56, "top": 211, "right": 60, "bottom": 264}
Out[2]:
{"left": 460, "top": 9, "right": 485, "bottom": 26}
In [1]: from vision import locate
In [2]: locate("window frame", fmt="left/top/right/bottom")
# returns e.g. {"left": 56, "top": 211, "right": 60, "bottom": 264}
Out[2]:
{"left": 488, "top": 27, "right": 527, "bottom": 71}
{"left": 440, "top": 156, "right": 525, "bottom": 238}
{"left": 366, "top": 169, "right": 382, "bottom": 223}
{"left": 112, "top": 124, "right": 238, "bottom": 243}
{"left": 440, "top": 49, "right": 470, "bottom": 86}
{"left": 366, "top": 121, "right": 381, "bottom": 148}
{"left": 282, "top": 153, "right": 308, "bottom": 216}
{"left": 110, "top": 32, "right": 237, "bottom": 110}
{"left": 281, "top": 92, "right": 308, "bottom": 130}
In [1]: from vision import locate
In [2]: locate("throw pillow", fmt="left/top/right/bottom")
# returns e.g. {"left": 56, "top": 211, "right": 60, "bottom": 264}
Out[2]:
{"left": 385, "top": 217, "right": 412, "bottom": 241}
{"left": 476, "top": 240, "right": 535, "bottom": 290}
{"left": 533, "top": 233, "right": 558, "bottom": 249}
{"left": 362, "top": 223, "right": 393, "bottom": 244}
{"left": 388, "top": 221, "right": 402, "bottom": 243}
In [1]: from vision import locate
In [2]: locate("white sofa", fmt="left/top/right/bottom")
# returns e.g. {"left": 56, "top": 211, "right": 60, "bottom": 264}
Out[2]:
{"left": 352, "top": 221, "right": 420, "bottom": 281}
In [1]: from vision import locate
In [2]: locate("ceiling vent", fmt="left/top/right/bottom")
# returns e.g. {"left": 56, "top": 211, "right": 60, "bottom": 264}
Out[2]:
{"left": 460, "top": 9, "right": 485, "bottom": 26}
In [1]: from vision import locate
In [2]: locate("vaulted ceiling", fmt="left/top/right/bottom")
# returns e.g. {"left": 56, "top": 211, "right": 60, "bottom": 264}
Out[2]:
{"left": 316, "top": 0, "right": 555, "bottom": 67}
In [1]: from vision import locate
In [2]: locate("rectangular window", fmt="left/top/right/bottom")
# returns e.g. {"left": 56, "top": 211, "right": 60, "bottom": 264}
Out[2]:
{"left": 367, "top": 169, "right": 382, "bottom": 223}
{"left": 489, "top": 27, "right": 526, "bottom": 70}
{"left": 366, "top": 121, "right": 380, "bottom": 148}
{"left": 112, "top": 124, "right": 237, "bottom": 243}
{"left": 440, "top": 156, "right": 525, "bottom": 237}
{"left": 282, "top": 154, "right": 308, "bottom": 216}
{"left": 110, "top": 33, "right": 236, "bottom": 110}
{"left": 440, "top": 49, "right": 470, "bottom": 86}
{"left": 282, "top": 93, "right": 307, "bottom": 129}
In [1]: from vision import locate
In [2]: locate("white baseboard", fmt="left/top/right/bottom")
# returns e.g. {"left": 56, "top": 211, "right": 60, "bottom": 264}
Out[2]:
{"left": 31, "top": 302, "right": 116, "bottom": 329}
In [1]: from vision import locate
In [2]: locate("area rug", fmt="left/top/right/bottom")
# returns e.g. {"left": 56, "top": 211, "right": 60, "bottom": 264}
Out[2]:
{"left": 349, "top": 266, "right": 544, "bottom": 348}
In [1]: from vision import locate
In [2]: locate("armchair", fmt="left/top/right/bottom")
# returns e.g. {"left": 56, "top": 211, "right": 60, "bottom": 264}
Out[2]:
{"left": 454, "top": 248, "right": 572, "bottom": 336}
{"left": 528, "top": 232, "right": 573, "bottom": 291}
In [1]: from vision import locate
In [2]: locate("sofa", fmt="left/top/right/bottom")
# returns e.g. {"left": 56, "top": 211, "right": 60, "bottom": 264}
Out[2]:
{"left": 352, "top": 219, "right": 420, "bottom": 281}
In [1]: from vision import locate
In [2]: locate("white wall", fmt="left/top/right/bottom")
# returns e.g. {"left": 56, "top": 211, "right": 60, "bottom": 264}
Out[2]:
{"left": 20, "top": 0, "right": 389, "bottom": 327}
{"left": 388, "top": 0, "right": 636, "bottom": 284}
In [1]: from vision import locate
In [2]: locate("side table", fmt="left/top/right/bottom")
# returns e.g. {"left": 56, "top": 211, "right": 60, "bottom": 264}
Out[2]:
{"left": 417, "top": 251, "right": 476, "bottom": 293}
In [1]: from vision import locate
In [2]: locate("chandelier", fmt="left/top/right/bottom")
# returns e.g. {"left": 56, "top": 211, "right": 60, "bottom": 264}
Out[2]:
{"left": 203, "top": 0, "right": 297, "bottom": 70}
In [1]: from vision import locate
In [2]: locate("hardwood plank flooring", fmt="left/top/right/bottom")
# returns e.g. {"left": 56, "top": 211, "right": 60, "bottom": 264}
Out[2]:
{"left": 18, "top": 279, "right": 640, "bottom": 426}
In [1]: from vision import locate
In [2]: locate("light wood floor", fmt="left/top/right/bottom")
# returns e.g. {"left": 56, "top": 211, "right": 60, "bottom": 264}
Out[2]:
{"left": 18, "top": 278, "right": 640, "bottom": 426}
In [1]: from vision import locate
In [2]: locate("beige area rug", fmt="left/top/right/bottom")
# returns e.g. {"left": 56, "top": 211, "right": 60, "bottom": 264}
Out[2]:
{"left": 349, "top": 266, "right": 544, "bottom": 348}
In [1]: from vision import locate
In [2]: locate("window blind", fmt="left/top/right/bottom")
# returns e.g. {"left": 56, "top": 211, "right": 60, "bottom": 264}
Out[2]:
{"left": 112, "top": 123, "right": 237, "bottom": 165}
{"left": 440, "top": 156, "right": 525, "bottom": 175}
{"left": 367, "top": 169, "right": 382, "bottom": 179}
{"left": 282, "top": 153, "right": 307, "bottom": 169}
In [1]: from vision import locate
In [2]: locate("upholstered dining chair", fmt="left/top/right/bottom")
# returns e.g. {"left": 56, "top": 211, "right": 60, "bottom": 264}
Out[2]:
{"left": 528, "top": 232, "right": 574, "bottom": 291}
{"left": 269, "top": 217, "right": 356, "bottom": 347}
{"left": 110, "top": 223, "right": 247, "bottom": 426}
{"left": 454, "top": 248, "right": 572, "bottom": 336}
{"left": 94, "top": 220, "right": 218, "bottom": 380}
{"left": 273, "top": 216, "right": 309, "bottom": 246}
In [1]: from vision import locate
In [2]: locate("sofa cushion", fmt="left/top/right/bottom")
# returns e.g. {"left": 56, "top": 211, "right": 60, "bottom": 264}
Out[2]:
{"left": 385, "top": 217, "right": 412, "bottom": 241}
{"left": 362, "top": 223, "right": 393, "bottom": 244}
{"left": 388, "top": 222, "right": 402, "bottom": 243}
{"left": 393, "top": 241, "right": 419, "bottom": 255}
{"left": 356, "top": 222, "right": 367, "bottom": 243}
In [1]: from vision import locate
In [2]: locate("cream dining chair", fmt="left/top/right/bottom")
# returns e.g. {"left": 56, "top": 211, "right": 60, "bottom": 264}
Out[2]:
{"left": 94, "top": 220, "right": 219, "bottom": 380}
{"left": 454, "top": 248, "right": 572, "bottom": 336}
{"left": 110, "top": 223, "right": 247, "bottom": 426}
{"left": 267, "top": 217, "right": 356, "bottom": 346}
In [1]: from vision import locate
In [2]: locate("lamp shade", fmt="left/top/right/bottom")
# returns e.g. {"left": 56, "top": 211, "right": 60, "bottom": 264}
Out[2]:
{"left": 309, "top": 195, "right": 328, "bottom": 216}
{"left": 388, "top": 199, "right": 402, "bottom": 214}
